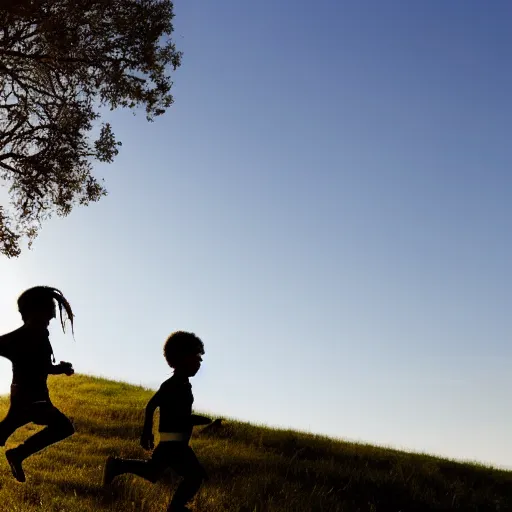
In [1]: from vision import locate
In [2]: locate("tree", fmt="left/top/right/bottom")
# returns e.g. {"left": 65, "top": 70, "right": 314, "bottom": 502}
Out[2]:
{"left": 0, "top": 0, "right": 182, "bottom": 257}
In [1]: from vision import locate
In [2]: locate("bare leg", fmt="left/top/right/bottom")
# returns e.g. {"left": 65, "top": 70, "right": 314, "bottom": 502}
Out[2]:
{"left": 163, "top": 444, "right": 206, "bottom": 510}
{"left": 0, "top": 406, "right": 27, "bottom": 446}
{"left": 103, "top": 455, "right": 165, "bottom": 485}
{"left": 6, "top": 402, "right": 74, "bottom": 482}
{"left": 14, "top": 402, "right": 74, "bottom": 459}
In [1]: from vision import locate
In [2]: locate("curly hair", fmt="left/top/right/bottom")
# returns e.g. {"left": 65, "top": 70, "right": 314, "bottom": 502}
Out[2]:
{"left": 17, "top": 286, "right": 74, "bottom": 335}
{"left": 164, "top": 331, "right": 204, "bottom": 367}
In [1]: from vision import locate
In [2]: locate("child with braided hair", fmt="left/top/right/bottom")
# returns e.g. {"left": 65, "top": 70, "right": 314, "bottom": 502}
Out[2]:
{"left": 0, "top": 286, "right": 76, "bottom": 482}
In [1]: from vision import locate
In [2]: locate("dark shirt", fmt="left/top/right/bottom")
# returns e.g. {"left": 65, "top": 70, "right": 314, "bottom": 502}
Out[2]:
{"left": 0, "top": 326, "right": 54, "bottom": 401}
{"left": 156, "top": 375, "right": 194, "bottom": 435}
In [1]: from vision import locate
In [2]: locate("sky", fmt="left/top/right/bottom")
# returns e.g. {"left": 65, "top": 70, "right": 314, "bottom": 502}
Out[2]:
{"left": 1, "top": 0, "right": 512, "bottom": 468}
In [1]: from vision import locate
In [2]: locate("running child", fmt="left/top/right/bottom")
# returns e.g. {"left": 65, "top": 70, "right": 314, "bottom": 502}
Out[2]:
{"left": 103, "top": 330, "right": 211, "bottom": 512}
{"left": 0, "top": 286, "right": 76, "bottom": 482}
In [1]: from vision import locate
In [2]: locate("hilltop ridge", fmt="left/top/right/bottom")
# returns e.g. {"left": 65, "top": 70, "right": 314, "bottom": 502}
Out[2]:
{"left": 0, "top": 375, "right": 510, "bottom": 511}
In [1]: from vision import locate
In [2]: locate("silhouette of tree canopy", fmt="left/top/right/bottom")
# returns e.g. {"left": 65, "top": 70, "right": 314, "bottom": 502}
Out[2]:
{"left": 0, "top": 0, "right": 181, "bottom": 257}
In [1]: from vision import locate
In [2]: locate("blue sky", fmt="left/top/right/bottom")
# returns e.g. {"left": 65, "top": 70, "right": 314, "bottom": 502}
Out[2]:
{"left": 1, "top": 0, "right": 511, "bottom": 468}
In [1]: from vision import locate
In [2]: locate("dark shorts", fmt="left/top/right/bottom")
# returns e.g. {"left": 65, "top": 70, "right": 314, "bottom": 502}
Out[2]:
{"left": 150, "top": 442, "right": 207, "bottom": 481}
{"left": 10, "top": 383, "right": 50, "bottom": 406}
{"left": 0, "top": 394, "right": 72, "bottom": 444}
{"left": 6, "top": 400, "right": 68, "bottom": 426}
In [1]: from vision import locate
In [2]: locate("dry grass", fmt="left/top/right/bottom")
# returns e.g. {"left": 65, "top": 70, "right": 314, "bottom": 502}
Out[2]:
{"left": 0, "top": 374, "right": 510, "bottom": 511}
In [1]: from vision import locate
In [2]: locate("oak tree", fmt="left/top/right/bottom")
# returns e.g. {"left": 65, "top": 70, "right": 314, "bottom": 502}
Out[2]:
{"left": 0, "top": 0, "right": 182, "bottom": 257}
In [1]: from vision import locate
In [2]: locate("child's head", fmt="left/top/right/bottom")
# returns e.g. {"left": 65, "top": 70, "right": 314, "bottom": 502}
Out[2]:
{"left": 164, "top": 331, "right": 204, "bottom": 377}
{"left": 18, "top": 286, "right": 74, "bottom": 332}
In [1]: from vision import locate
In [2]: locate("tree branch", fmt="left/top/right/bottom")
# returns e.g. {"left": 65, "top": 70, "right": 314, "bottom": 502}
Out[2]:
{"left": 0, "top": 160, "right": 18, "bottom": 174}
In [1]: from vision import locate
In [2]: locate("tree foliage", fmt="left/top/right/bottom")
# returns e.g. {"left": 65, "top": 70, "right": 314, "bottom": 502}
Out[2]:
{"left": 0, "top": 0, "right": 181, "bottom": 257}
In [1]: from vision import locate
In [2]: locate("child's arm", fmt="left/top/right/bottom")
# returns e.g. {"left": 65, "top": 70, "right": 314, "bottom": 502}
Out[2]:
{"left": 0, "top": 334, "right": 13, "bottom": 360}
{"left": 141, "top": 391, "right": 161, "bottom": 450}
{"left": 49, "top": 361, "right": 74, "bottom": 375}
{"left": 191, "top": 414, "right": 212, "bottom": 426}
{"left": 0, "top": 340, "right": 8, "bottom": 359}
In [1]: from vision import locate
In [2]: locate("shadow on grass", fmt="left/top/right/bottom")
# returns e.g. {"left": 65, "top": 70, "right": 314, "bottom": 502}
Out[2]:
{"left": 40, "top": 474, "right": 144, "bottom": 510}
{"left": 43, "top": 470, "right": 182, "bottom": 512}
{"left": 200, "top": 450, "right": 512, "bottom": 512}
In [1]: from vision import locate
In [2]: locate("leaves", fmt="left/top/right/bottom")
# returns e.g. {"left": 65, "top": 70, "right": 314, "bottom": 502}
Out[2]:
{"left": 0, "top": 0, "right": 182, "bottom": 257}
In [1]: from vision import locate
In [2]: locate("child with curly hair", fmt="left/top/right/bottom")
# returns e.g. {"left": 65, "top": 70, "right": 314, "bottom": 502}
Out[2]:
{"left": 103, "top": 331, "right": 212, "bottom": 512}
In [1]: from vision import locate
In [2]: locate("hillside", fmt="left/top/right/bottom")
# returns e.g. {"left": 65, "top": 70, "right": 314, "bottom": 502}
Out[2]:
{"left": 0, "top": 375, "right": 511, "bottom": 511}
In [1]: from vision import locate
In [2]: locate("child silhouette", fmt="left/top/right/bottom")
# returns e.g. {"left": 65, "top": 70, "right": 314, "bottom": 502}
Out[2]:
{"left": 103, "top": 331, "right": 212, "bottom": 512}
{"left": 0, "top": 286, "right": 75, "bottom": 482}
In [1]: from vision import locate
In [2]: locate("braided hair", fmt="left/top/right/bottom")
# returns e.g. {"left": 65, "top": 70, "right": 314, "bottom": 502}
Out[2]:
{"left": 17, "top": 286, "right": 74, "bottom": 335}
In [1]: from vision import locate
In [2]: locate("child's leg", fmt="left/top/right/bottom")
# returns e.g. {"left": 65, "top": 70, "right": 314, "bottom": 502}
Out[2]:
{"left": 1, "top": 403, "right": 30, "bottom": 481}
{"left": 104, "top": 444, "right": 169, "bottom": 485}
{"left": 14, "top": 401, "right": 74, "bottom": 459}
{"left": 110, "top": 457, "right": 162, "bottom": 483}
{"left": 0, "top": 404, "right": 28, "bottom": 446}
{"left": 165, "top": 444, "right": 207, "bottom": 510}
{"left": 5, "top": 401, "right": 74, "bottom": 482}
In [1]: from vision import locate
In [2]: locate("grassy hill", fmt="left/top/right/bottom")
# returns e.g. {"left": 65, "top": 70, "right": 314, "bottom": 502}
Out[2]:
{"left": 0, "top": 375, "right": 511, "bottom": 511}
